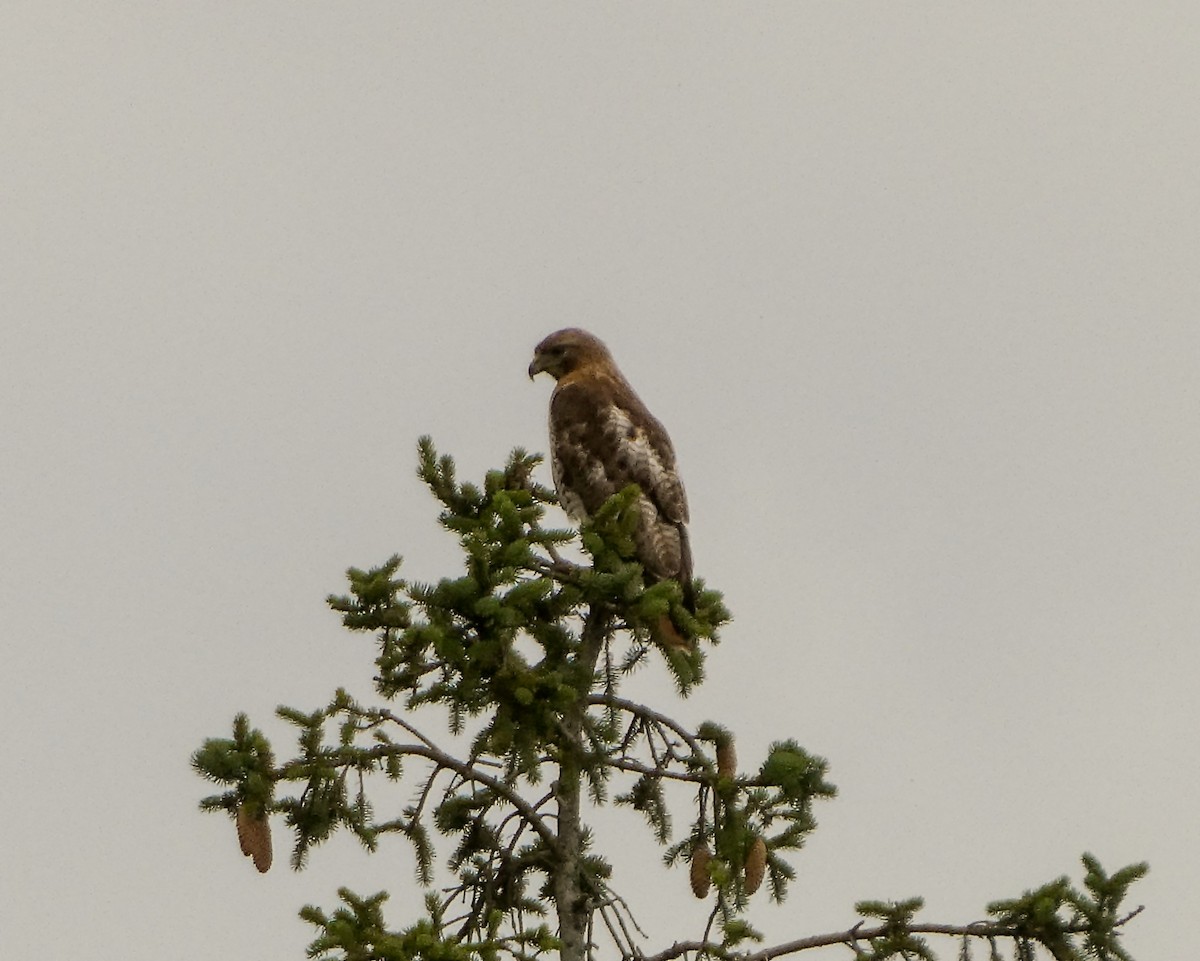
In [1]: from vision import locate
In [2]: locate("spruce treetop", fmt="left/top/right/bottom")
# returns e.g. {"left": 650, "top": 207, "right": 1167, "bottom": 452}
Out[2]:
{"left": 193, "top": 438, "right": 1145, "bottom": 961}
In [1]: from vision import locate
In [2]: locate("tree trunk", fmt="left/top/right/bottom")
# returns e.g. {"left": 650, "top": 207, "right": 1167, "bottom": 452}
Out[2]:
{"left": 553, "top": 706, "right": 588, "bottom": 961}
{"left": 553, "top": 611, "right": 607, "bottom": 961}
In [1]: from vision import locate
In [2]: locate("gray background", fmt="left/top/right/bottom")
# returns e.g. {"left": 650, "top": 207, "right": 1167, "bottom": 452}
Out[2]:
{"left": 3, "top": 4, "right": 1196, "bottom": 958}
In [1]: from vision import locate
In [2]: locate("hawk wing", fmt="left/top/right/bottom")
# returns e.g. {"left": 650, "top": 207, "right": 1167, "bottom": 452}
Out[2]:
{"left": 549, "top": 377, "right": 691, "bottom": 590}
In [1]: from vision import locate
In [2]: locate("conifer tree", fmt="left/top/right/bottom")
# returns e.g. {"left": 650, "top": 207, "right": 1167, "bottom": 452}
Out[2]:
{"left": 193, "top": 438, "right": 1146, "bottom": 961}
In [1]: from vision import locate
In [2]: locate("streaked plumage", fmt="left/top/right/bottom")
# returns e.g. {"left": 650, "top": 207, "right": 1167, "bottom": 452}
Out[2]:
{"left": 528, "top": 329, "right": 695, "bottom": 640}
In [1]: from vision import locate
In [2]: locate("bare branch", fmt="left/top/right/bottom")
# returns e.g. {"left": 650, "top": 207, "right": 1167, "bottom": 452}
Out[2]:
{"left": 637, "top": 908, "right": 1146, "bottom": 961}
{"left": 588, "top": 693, "right": 710, "bottom": 766}
{"left": 605, "top": 755, "right": 708, "bottom": 785}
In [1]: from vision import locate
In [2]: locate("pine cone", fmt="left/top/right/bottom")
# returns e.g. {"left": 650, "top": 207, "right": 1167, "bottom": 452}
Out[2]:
{"left": 716, "top": 739, "right": 737, "bottom": 780}
{"left": 744, "top": 837, "right": 767, "bottom": 895}
{"left": 236, "top": 802, "right": 273, "bottom": 873}
{"left": 689, "top": 843, "right": 712, "bottom": 899}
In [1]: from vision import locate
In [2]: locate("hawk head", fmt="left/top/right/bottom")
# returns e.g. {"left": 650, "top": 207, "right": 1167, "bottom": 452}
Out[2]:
{"left": 528, "top": 328, "right": 612, "bottom": 381}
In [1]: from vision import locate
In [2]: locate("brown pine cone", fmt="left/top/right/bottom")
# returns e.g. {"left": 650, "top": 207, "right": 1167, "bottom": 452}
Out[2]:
{"left": 689, "top": 843, "right": 712, "bottom": 898}
{"left": 744, "top": 837, "right": 767, "bottom": 895}
{"left": 236, "top": 802, "right": 273, "bottom": 873}
{"left": 716, "top": 739, "right": 737, "bottom": 780}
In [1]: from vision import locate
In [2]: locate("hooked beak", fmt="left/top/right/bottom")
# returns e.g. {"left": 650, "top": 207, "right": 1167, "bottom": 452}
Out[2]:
{"left": 528, "top": 353, "right": 546, "bottom": 380}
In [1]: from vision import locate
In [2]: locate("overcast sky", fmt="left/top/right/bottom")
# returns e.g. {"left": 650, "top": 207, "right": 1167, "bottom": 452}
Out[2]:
{"left": 3, "top": 4, "right": 1197, "bottom": 959}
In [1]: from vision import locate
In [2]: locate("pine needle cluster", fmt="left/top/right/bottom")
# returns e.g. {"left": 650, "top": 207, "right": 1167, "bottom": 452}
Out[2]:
{"left": 191, "top": 439, "right": 1146, "bottom": 961}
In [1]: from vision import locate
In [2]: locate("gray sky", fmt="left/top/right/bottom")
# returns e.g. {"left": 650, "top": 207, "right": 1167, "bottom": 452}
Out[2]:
{"left": 3, "top": 4, "right": 1197, "bottom": 958}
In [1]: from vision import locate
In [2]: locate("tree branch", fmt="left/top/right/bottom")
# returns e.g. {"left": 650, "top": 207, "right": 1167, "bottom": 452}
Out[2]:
{"left": 285, "top": 735, "right": 559, "bottom": 854}
{"left": 587, "top": 694, "right": 710, "bottom": 766}
{"left": 638, "top": 907, "right": 1146, "bottom": 961}
{"left": 604, "top": 755, "right": 708, "bottom": 785}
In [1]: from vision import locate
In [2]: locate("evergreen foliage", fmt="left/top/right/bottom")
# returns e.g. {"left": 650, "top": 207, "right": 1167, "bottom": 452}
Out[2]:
{"left": 193, "top": 439, "right": 1146, "bottom": 961}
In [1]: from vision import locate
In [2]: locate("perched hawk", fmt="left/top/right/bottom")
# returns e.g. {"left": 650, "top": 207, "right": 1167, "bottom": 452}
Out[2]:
{"left": 528, "top": 328, "right": 695, "bottom": 644}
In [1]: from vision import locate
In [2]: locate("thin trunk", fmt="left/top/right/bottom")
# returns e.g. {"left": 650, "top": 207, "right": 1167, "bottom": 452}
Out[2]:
{"left": 553, "top": 611, "right": 607, "bottom": 961}
{"left": 553, "top": 706, "right": 587, "bottom": 961}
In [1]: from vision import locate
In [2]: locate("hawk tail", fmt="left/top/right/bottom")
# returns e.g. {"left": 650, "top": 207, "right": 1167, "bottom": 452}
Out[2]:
{"left": 655, "top": 614, "right": 692, "bottom": 651}
{"left": 677, "top": 523, "right": 696, "bottom": 613}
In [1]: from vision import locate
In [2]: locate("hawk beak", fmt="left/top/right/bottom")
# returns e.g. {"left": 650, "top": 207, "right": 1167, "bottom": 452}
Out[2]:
{"left": 528, "top": 354, "right": 545, "bottom": 380}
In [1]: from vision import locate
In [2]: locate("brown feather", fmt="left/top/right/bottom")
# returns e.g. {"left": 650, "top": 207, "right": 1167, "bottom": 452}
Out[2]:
{"left": 532, "top": 329, "right": 696, "bottom": 615}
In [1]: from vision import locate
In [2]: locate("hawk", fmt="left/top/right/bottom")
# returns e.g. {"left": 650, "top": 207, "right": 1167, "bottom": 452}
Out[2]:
{"left": 528, "top": 328, "right": 695, "bottom": 645}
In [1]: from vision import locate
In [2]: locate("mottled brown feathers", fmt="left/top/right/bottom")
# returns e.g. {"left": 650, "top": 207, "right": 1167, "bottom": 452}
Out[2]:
{"left": 529, "top": 329, "right": 696, "bottom": 622}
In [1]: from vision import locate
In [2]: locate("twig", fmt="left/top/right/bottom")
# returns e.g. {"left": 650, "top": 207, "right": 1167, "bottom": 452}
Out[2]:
{"left": 637, "top": 909, "right": 1147, "bottom": 961}
{"left": 588, "top": 694, "right": 710, "bottom": 765}
{"left": 284, "top": 737, "right": 559, "bottom": 852}
{"left": 605, "top": 755, "right": 708, "bottom": 785}
{"left": 598, "top": 903, "right": 636, "bottom": 960}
